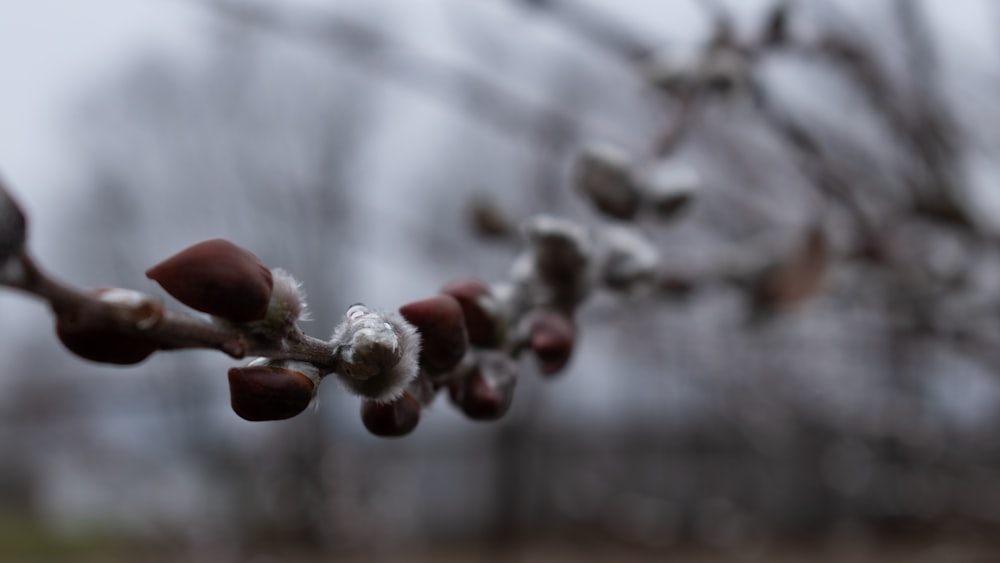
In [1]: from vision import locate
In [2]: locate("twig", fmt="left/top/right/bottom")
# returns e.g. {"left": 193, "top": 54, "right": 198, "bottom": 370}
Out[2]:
{"left": 4, "top": 252, "right": 339, "bottom": 369}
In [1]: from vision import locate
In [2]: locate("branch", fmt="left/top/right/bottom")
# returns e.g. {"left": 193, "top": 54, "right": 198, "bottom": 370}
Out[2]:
{"left": 1, "top": 160, "right": 684, "bottom": 436}
{"left": 510, "top": 0, "right": 654, "bottom": 61}
{"left": 6, "top": 252, "right": 335, "bottom": 366}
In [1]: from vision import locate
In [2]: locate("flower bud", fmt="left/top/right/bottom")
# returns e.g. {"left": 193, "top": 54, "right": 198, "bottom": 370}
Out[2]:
{"left": 360, "top": 392, "right": 421, "bottom": 437}
{"left": 146, "top": 239, "right": 273, "bottom": 323}
{"left": 57, "top": 322, "right": 158, "bottom": 365}
{"left": 467, "top": 195, "right": 513, "bottom": 239}
{"left": 448, "top": 353, "right": 517, "bottom": 421}
{"left": 574, "top": 142, "right": 640, "bottom": 220}
{"left": 0, "top": 178, "right": 27, "bottom": 267}
{"left": 516, "top": 216, "right": 594, "bottom": 311}
{"left": 441, "top": 279, "right": 507, "bottom": 348}
{"left": 228, "top": 359, "right": 319, "bottom": 421}
{"left": 243, "top": 268, "right": 309, "bottom": 338}
{"left": 632, "top": 159, "right": 698, "bottom": 220}
{"left": 55, "top": 288, "right": 163, "bottom": 365}
{"left": 526, "top": 310, "right": 575, "bottom": 376}
{"left": 399, "top": 295, "right": 468, "bottom": 373}
{"left": 333, "top": 305, "right": 421, "bottom": 402}
{"left": 597, "top": 226, "right": 659, "bottom": 293}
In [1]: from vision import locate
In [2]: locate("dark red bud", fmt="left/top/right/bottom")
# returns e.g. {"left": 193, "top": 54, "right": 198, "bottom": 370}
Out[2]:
{"left": 146, "top": 239, "right": 273, "bottom": 323}
{"left": 528, "top": 311, "right": 575, "bottom": 376}
{"left": 399, "top": 295, "right": 469, "bottom": 373}
{"left": 55, "top": 289, "right": 162, "bottom": 365}
{"left": 228, "top": 365, "right": 315, "bottom": 421}
{"left": 441, "top": 279, "right": 504, "bottom": 348}
{"left": 361, "top": 392, "right": 421, "bottom": 437}
{"left": 56, "top": 321, "right": 157, "bottom": 365}
{"left": 448, "top": 366, "right": 514, "bottom": 421}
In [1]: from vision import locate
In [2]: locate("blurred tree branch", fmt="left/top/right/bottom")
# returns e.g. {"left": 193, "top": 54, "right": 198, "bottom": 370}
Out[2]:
{"left": 187, "top": 0, "right": 582, "bottom": 154}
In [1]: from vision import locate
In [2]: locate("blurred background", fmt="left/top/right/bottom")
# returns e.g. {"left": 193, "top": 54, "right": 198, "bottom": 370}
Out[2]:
{"left": 2, "top": 0, "right": 1000, "bottom": 561}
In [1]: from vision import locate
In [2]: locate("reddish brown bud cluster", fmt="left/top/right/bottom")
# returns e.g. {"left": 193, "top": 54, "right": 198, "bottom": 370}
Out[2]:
{"left": 373, "top": 280, "right": 520, "bottom": 432}
{"left": 385, "top": 276, "right": 578, "bottom": 431}
{"left": 146, "top": 239, "right": 274, "bottom": 323}
{"left": 348, "top": 294, "right": 471, "bottom": 437}
{"left": 228, "top": 363, "right": 316, "bottom": 421}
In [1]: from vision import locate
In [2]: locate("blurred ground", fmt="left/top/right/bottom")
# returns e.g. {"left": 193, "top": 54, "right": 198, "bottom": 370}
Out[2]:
{"left": 5, "top": 539, "right": 1000, "bottom": 563}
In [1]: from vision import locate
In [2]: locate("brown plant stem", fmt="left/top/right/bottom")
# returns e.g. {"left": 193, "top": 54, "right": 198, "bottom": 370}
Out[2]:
{"left": 4, "top": 253, "right": 340, "bottom": 371}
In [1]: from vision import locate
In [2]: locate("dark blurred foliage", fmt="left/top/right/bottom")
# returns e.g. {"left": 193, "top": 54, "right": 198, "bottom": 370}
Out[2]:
{"left": 1, "top": 0, "right": 1000, "bottom": 561}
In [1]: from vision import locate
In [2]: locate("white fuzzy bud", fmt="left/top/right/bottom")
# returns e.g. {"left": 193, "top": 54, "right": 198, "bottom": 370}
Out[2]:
{"left": 515, "top": 215, "right": 594, "bottom": 311}
{"left": 632, "top": 159, "right": 699, "bottom": 219}
{"left": 522, "top": 215, "right": 591, "bottom": 272}
{"left": 332, "top": 304, "right": 421, "bottom": 403}
{"left": 574, "top": 141, "right": 640, "bottom": 220}
{"left": 596, "top": 226, "right": 660, "bottom": 293}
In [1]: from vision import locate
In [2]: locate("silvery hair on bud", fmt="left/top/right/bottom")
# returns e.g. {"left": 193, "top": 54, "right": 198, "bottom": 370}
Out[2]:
{"left": 269, "top": 268, "right": 310, "bottom": 324}
{"left": 332, "top": 304, "right": 422, "bottom": 403}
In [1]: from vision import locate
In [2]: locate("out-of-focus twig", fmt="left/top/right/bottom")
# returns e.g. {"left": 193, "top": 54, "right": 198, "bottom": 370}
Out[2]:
{"left": 185, "top": 0, "right": 581, "bottom": 154}
{"left": 510, "top": 0, "right": 654, "bottom": 61}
